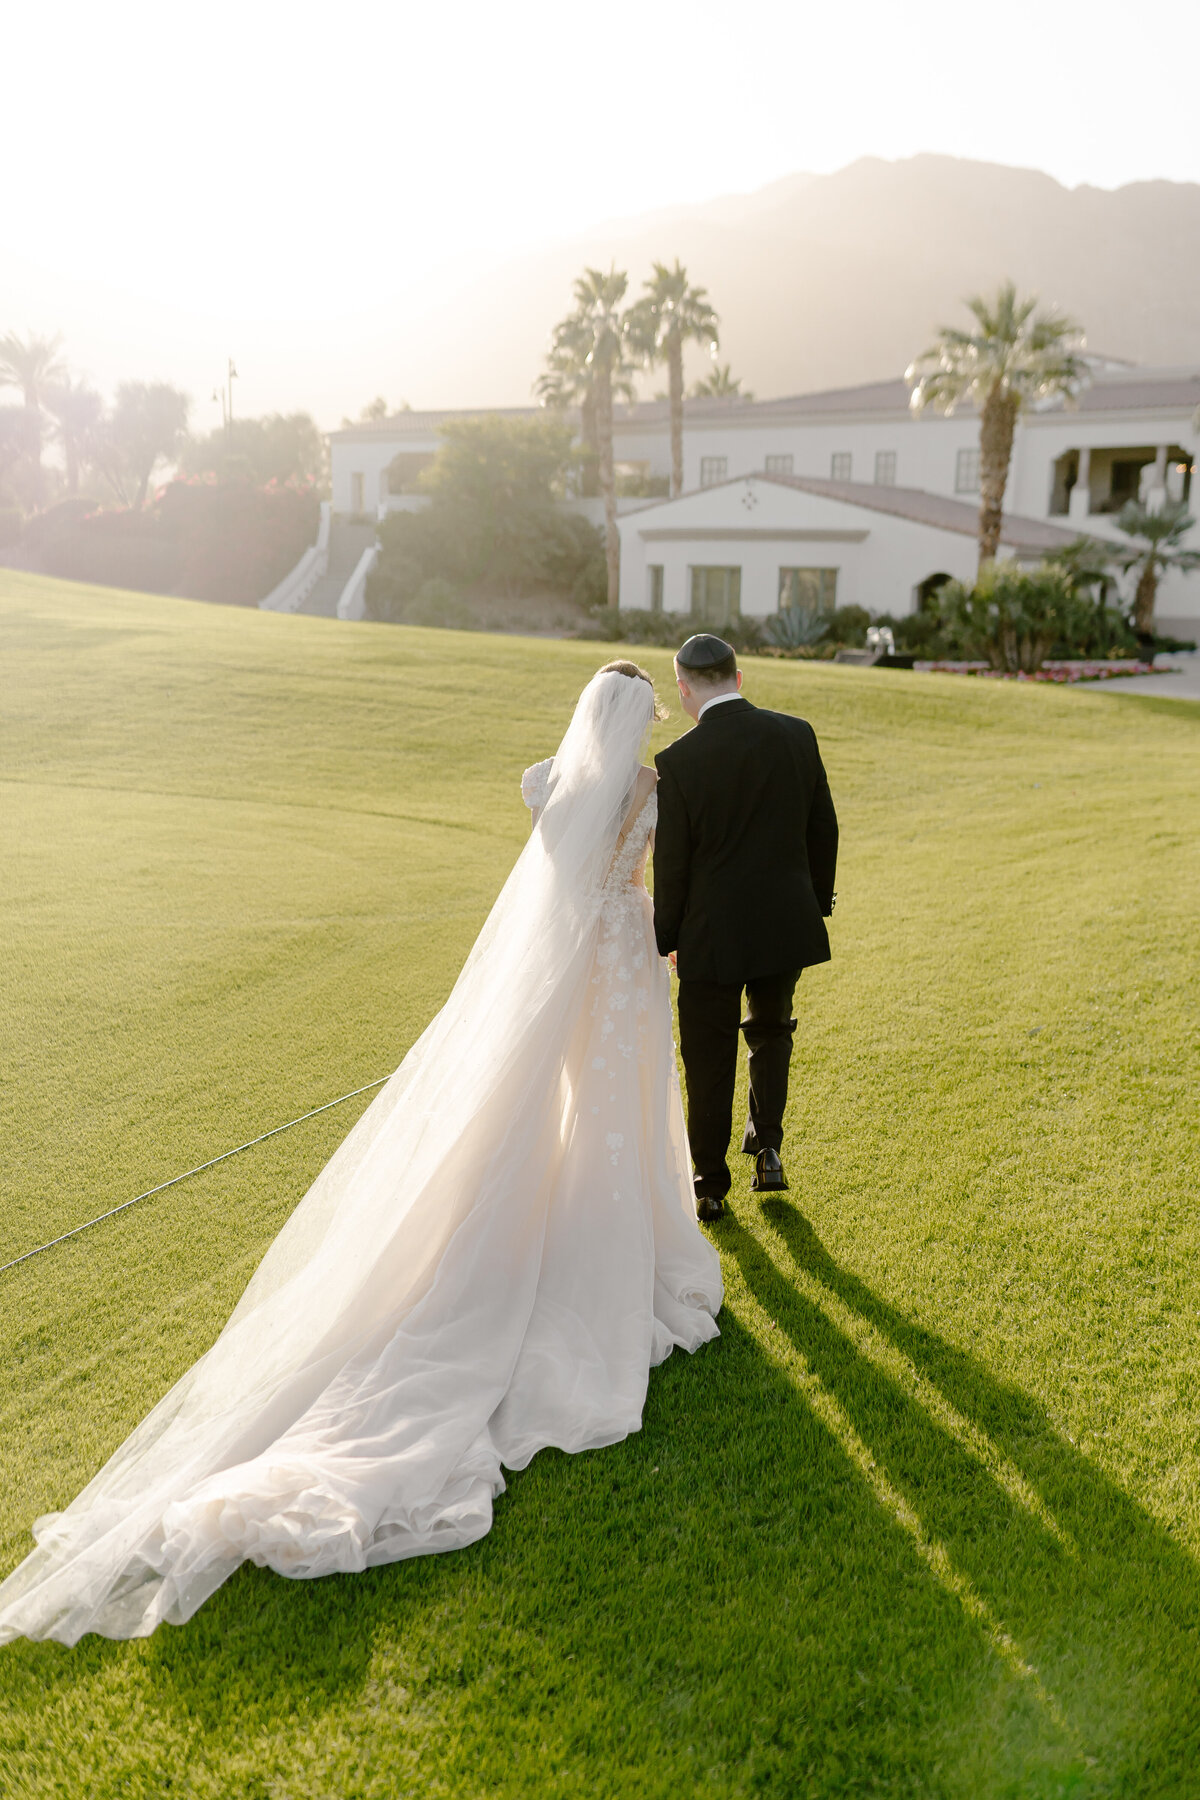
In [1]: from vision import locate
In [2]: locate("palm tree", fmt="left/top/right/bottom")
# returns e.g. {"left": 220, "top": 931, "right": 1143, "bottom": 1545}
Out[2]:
{"left": 541, "top": 268, "right": 635, "bottom": 607}
{"left": 45, "top": 377, "right": 102, "bottom": 494}
{"left": 95, "top": 381, "right": 190, "bottom": 508}
{"left": 536, "top": 314, "right": 603, "bottom": 496}
{"left": 907, "top": 282, "right": 1088, "bottom": 569}
{"left": 0, "top": 331, "right": 67, "bottom": 506}
{"left": 1113, "top": 499, "right": 1200, "bottom": 637}
{"left": 690, "top": 363, "right": 752, "bottom": 401}
{"left": 626, "top": 261, "right": 719, "bottom": 498}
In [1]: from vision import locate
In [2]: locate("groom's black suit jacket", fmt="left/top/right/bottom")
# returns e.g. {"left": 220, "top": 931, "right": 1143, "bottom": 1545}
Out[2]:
{"left": 653, "top": 697, "right": 838, "bottom": 985}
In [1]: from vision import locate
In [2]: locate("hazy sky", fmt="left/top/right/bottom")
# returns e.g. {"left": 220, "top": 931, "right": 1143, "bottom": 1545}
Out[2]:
{"left": 4, "top": 0, "right": 1198, "bottom": 426}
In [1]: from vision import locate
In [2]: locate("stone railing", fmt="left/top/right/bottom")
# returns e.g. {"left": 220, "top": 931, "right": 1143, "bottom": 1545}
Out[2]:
{"left": 259, "top": 501, "right": 331, "bottom": 611}
{"left": 336, "top": 542, "right": 380, "bottom": 621}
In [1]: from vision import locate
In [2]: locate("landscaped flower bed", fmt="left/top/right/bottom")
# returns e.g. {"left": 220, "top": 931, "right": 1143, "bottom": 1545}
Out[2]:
{"left": 916, "top": 659, "right": 1161, "bottom": 682}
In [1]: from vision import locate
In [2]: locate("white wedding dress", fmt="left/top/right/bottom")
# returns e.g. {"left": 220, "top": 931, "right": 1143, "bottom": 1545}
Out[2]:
{"left": 0, "top": 670, "right": 721, "bottom": 1645}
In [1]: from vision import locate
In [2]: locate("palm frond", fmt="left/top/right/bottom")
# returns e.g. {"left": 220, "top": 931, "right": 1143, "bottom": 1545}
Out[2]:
{"left": 908, "top": 282, "right": 1087, "bottom": 416}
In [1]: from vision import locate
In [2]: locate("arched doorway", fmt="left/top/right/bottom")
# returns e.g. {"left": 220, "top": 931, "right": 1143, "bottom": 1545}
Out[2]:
{"left": 916, "top": 571, "right": 953, "bottom": 612}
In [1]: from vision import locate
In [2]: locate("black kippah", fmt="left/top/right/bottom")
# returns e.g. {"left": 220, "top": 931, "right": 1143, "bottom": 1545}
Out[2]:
{"left": 676, "top": 633, "right": 735, "bottom": 671}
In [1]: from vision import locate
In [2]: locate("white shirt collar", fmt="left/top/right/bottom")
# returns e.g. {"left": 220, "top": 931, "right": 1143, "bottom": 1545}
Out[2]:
{"left": 697, "top": 691, "right": 743, "bottom": 722}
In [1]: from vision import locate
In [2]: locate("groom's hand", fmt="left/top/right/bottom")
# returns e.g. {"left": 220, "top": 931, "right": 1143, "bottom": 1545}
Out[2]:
{"left": 667, "top": 951, "right": 678, "bottom": 973}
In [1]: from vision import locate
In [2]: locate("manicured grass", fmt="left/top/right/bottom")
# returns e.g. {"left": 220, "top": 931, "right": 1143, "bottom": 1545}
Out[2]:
{"left": 1, "top": 572, "right": 1199, "bottom": 1798}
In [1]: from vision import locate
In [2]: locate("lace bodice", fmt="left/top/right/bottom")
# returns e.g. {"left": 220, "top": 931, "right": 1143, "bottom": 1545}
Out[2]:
{"left": 606, "top": 792, "right": 656, "bottom": 890}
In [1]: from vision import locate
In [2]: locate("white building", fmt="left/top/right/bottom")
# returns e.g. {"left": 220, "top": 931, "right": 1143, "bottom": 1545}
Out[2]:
{"left": 327, "top": 361, "right": 1200, "bottom": 631}
{"left": 616, "top": 474, "right": 1082, "bottom": 627}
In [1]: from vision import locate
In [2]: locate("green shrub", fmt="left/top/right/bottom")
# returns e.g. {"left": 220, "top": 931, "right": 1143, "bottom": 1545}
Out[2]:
{"left": 40, "top": 507, "right": 180, "bottom": 595}
{"left": 163, "top": 481, "right": 319, "bottom": 604}
{"left": 1070, "top": 603, "right": 1140, "bottom": 659}
{"left": 825, "top": 604, "right": 871, "bottom": 647}
{"left": 883, "top": 610, "right": 955, "bottom": 656}
{"left": 370, "top": 415, "right": 604, "bottom": 614}
{"left": 541, "top": 509, "right": 607, "bottom": 610}
{"left": 579, "top": 610, "right": 765, "bottom": 652}
{"left": 364, "top": 541, "right": 429, "bottom": 620}
{"left": 21, "top": 496, "right": 95, "bottom": 552}
{"left": 936, "top": 561, "right": 1096, "bottom": 672}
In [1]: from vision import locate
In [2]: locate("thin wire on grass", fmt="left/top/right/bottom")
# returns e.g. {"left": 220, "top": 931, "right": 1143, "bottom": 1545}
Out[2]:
{"left": 0, "top": 1077, "right": 391, "bottom": 1278}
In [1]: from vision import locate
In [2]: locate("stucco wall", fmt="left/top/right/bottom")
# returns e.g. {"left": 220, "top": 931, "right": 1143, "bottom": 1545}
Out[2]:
{"left": 332, "top": 401, "right": 1200, "bottom": 626}
{"left": 617, "top": 479, "right": 982, "bottom": 619}
{"left": 614, "top": 412, "right": 981, "bottom": 499}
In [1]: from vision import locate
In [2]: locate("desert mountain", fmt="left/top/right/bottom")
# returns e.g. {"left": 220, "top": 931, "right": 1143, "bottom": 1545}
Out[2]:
{"left": 386, "top": 154, "right": 1200, "bottom": 411}
{"left": 4, "top": 155, "right": 1198, "bottom": 424}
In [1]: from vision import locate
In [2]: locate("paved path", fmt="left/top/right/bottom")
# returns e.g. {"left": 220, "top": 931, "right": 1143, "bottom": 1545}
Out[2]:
{"left": 1098, "top": 652, "right": 1200, "bottom": 701}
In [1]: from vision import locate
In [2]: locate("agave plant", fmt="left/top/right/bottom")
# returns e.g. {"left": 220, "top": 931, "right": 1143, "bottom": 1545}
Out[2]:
{"left": 763, "top": 603, "right": 828, "bottom": 651}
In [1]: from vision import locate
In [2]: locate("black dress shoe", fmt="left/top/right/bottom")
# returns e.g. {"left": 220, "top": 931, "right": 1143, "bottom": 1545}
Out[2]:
{"left": 750, "top": 1149, "right": 788, "bottom": 1192}
{"left": 696, "top": 1194, "right": 726, "bottom": 1222}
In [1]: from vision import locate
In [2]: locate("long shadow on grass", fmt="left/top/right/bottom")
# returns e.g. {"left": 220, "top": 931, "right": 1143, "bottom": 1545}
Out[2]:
{"left": 729, "top": 1201, "right": 1200, "bottom": 1792}
{"left": 0, "top": 1314, "right": 1048, "bottom": 1796}
{"left": 4, "top": 1213, "right": 1200, "bottom": 1797}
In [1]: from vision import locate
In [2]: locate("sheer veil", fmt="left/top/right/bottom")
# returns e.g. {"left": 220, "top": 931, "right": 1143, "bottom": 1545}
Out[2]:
{"left": 0, "top": 669, "right": 658, "bottom": 1645}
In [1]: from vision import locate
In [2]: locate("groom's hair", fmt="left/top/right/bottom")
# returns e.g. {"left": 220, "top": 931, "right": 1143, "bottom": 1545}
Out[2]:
{"left": 599, "top": 659, "right": 668, "bottom": 721}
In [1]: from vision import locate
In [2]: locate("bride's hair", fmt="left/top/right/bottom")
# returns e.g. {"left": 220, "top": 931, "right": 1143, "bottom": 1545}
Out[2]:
{"left": 598, "top": 659, "right": 668, "bottom": 721}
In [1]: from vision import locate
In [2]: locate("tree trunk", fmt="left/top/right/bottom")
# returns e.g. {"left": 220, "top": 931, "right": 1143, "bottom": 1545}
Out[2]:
{"left": 977, "top": 388, "right": 1018, "bottom": 570}
{"left": 580, "top": 388, "right": 599, "bottom": 498}
{"left": 596, "top": 369, "right": 619, "bottom": 609}
{"left": 669, "top": 335, "right": 684, "bottom": 498}
{"left": 1132, "top": 557, "right": 1159, "bottom": 636}
{"left": 65, "top": 438, "right": 79, "bottom": 495}
{"left": 23, "top": 397, "right": 44, "bottom": 510}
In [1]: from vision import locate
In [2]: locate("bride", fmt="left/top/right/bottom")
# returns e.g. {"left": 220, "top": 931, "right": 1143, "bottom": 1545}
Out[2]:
{"left": 0, "top": 661, "right": 722, "bottom": 1646}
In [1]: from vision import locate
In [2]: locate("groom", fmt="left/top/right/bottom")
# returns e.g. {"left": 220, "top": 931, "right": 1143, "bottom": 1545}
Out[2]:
{"left": 653, "top": 634, "right": 839, "bottom": 1221}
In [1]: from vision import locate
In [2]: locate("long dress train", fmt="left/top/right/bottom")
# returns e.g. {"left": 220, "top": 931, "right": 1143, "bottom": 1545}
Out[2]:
{"left": 0, "top": 671, "right": 722, "bottom": 1645}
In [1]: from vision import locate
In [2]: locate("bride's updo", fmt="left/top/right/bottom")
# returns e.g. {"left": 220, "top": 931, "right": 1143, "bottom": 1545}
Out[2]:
{"left": 598, "top": 659, "right": 668, "bottom": 721}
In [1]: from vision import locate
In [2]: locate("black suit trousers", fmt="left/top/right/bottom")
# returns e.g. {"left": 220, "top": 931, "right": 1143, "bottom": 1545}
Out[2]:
{"left": 676, "top": 970, "right": 800, "bottom": 1199}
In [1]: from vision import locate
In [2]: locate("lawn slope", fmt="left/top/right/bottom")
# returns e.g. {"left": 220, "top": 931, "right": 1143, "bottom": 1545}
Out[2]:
{"left": 2, "top": 572, "right": 1199, "bottom": 1799}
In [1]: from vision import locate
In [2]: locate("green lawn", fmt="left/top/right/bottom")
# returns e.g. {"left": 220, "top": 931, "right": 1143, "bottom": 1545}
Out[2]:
{"left": 2, "top": 572, "right": 1199, "bottom": 1799}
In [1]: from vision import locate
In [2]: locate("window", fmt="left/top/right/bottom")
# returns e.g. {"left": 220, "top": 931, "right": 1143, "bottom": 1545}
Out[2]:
{"left": 779, "top": 568, "right": 837, "bottom": 613}
{"left": 350, "top": 471, "right": 365, "bottom": 513}
{"left": 955, "top": 448, "right": 981, "bottom": 494}
{"left": 690, "top": 566, "right": 741, "bottom": 627}
{"left": 830, "top": 452, "right": 852, "bottom": 481}
{"left": 699, "top": 456, "right": 728, "bottom": 488}
{"left": 647, "top": 564, "right": 664, "bottom": 614}
{"left": 765, "top": 454, "right": 794, "bottom": 476}
{"left": 874, "top": 450, "right": 897, "bottom": 486}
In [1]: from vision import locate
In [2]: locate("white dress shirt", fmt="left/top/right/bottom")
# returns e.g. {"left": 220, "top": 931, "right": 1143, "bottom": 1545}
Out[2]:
{"left": 696, "top": 690, "right": 743, "bottom": 722}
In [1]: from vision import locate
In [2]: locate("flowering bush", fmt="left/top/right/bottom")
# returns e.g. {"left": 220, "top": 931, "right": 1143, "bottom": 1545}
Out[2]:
{"left": 37, "top": 482, "right": 319, "bottom": 604}
{"left": 918, "top": 659, "right": 1158, "bottom": 682}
